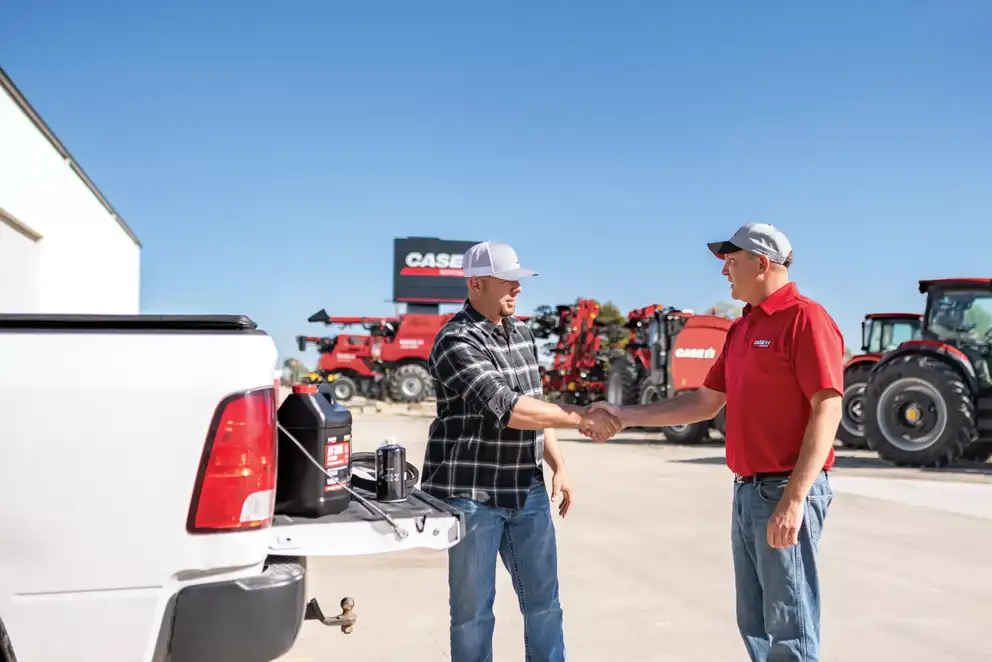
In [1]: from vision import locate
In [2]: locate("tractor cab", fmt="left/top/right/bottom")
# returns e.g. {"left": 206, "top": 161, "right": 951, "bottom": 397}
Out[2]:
{"left": 641, "top": 306, "right": 693, "bottom": 382}
{"left": 861, "top": 313, "right": 922, "bottom": 355}
{"left": 920, "top": 279, "right": 992, "bottom": 389}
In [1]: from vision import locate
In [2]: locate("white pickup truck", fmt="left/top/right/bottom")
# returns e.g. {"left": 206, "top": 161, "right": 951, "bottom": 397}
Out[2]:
{"left": 0, "top": 313, "right": 464, "bottom": 662}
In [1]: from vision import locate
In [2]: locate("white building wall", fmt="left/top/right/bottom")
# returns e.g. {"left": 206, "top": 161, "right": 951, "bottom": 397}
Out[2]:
{"left": 0, "top": 74, "right": 140, "bottom": 315}
{"left": 0, "top": 220, "right": 41, "bottom": 311}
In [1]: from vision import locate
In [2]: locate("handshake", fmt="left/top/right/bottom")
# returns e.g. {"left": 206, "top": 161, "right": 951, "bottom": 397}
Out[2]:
{"left": 577, "top": 402, "right": 625, "bottom": 443}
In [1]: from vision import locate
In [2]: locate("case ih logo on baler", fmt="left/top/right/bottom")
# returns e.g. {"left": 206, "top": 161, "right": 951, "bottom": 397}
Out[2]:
{"left": 674, "top": 347, "right": 717, "bottom": 359}
{"left": 605, "top": 308, "right": 733, "bottom": 444}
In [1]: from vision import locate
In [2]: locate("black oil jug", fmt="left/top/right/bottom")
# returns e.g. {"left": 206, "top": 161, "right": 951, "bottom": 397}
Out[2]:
{"left": 275, "top": 383, "right": 352, "bottom": 517}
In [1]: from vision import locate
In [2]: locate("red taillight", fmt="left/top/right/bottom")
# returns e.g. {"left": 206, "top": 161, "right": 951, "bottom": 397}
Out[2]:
{"left": 187, "top": 388, "right": 277, "bottom": 533}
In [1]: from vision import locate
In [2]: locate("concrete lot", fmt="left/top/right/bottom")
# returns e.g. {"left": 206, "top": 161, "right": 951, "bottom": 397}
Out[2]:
{"left": 279, "top": 410, "right": 992, "bottom": 662}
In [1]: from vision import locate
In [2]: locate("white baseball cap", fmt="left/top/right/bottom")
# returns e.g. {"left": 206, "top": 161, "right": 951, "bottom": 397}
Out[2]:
{"left": 462, "top": 241, "right": 538, "bottom": 280}
{"left": 707, "top": 222, "right": 794, "bottom": 266}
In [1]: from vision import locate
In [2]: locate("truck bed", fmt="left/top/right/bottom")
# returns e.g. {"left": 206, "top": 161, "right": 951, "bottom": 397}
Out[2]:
{"left": 268, "top": 488, "right": 465, "bottom": 557}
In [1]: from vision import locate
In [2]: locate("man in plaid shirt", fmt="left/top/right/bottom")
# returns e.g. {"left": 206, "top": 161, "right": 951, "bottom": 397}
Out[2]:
{"left": 421, "top": 240, "right": 620, "bottom": 662}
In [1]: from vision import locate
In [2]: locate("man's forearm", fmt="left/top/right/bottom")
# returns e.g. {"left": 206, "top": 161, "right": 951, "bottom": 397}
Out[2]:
{"left": 507, "top": 396, "right": 585, "bottom": 430}
{"left": 542, "top": 427, "right": 566, "bottom": 473}
{"left": 783, "top": 394, "right": 841, "bottom": 503}
{"left": 618, "top": 390, "right": 723, "bottom": 429}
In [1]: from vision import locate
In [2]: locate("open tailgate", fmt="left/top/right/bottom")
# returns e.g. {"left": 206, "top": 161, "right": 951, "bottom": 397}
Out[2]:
{"left": 267, "top": 488, "right": 464, "bottom": 557}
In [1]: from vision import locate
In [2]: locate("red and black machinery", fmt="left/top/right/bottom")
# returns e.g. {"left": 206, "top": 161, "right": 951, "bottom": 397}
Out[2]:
{"left": 837, "top": 312, "right": 922, "bottom": 449}
{"left": 528, "top": 299, "right": 612, "bottom": 405}
{"left": 862, "top": 278, "right": 992, "bottom": 466}
{"left": 297, "top": 310, "right": 452, "bottom": 403}
{"left": 300, "top": 308, "right": 534, "bottom": 404}
{"left": 604, "top": 304, "right": 732, "bottom": 443}
{"left": 528, "top": 299, "right": 732, "bottom": 444}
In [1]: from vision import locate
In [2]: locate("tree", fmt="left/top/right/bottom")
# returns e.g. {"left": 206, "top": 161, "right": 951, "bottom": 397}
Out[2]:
{"left": 597, "top": 300, "right": 630, "bottom": 348}
{"left": 282, "top": 357, "right": 311, "bottom": 385}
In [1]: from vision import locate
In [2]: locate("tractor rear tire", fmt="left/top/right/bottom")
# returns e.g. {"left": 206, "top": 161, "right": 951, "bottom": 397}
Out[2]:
{"left": 711, "top": 407, "right": 727, "bottom": 438}
{"left": 863, "top": 354, "right": 976, "bottom": 467}
{"left": 638, "top": 382, "right": 709, "bottom": 443}
{"left": 961, "top": 440, "right": 992, "bottom": 463}
{"left": 662, "top": 421, "right": 710, "bottom": 445}
{"left": 838, "top": 363, "right": 874, "bottom": 449}
{"left": 606, "top": 358, "right": 640, "bottom": 406}
{"left": 388, "top": 364, "right": 431, "bottom": 403}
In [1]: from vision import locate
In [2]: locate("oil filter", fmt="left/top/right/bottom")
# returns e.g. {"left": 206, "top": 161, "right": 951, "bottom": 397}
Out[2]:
{"left": 375, "top": 439, "right": 409, "bottom": 503}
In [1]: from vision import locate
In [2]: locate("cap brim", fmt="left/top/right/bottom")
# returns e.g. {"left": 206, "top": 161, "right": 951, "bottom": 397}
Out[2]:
{"left": 707, "top": 240, "right": 742, "bottom": 259}
{"left": 494, "top": 267, "right": 538, "bottom": 280}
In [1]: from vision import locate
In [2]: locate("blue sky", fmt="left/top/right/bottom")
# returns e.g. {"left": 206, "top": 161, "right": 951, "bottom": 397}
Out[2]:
{"left": 3, "top": 1, "right": 990, "bottom": 365}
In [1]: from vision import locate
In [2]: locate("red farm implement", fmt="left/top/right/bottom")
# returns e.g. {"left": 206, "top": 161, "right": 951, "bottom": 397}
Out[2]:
{"left": 837, "top": 312, "right": 922, "bottom": 449}
{"left": 528, "top": 299, "right": 614, "bottom": 406}
{"left": 300, "top": 307, "right": 533, "bottom": 404}
{"left": 295, "top": 331, "right": 379, "bottom": 400}
{"left": 604, "top": 304, "right": 732, "bottom": 444}
{"left": 298, "top": 309, "right": 452, "bottom": 403}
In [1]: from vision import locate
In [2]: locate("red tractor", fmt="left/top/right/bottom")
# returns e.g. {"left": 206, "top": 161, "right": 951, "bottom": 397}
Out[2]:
{"left": 837, "top": 312, "right": 922, "bottom": 449}
{"left": 528, "top": 299, "right": 614, "bottom": 405}
{"left": 862, "top": 278, "right": 992, "bottom": 466}
{"left": 604, "top": 305, "right": 732, "bottom": 443}
{"left": 299, "top": 309, "right": 453, "bottom": 404}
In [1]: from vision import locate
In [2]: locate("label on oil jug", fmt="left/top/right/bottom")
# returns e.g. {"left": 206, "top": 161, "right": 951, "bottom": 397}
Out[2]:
{"left": 324, "top": 436, "right": 350, "bottom": 469}
{"left": 323, "top": 434, "right": 351, "bottom": 492}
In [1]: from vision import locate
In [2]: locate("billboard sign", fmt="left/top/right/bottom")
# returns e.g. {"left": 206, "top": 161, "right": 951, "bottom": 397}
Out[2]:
{"left": 393, "top": 237, "right": 480, "bottom": 303}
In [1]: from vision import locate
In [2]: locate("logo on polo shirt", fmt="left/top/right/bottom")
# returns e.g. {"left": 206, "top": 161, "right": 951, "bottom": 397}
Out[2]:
{"left": 753, "top": 339, "right": 771, "bottom": 348}
{"left": 674, "top": 347, "right": 716, "bottom": 359}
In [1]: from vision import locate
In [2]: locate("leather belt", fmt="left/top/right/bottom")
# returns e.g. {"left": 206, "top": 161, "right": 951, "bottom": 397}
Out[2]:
{"left": 734, "top": 470, "right": 792, "bottom": 484}
{"left": 734, "top": 469, "right": 827, "bottom": 485}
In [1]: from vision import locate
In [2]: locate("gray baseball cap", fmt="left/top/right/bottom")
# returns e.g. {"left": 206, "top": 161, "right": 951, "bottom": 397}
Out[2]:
{"left": 707, "top": 222, "right": 794, "bottom": 266}
{"left": 462, "top": 241, "right": 539, "bottom": 280}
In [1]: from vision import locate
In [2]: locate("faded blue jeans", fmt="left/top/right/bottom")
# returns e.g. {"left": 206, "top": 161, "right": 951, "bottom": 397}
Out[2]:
{"left": 732, "top": 471, "right": 834, "bottom": 661}
{"left": 445, "top": 477, "right": 566, "bottom": 662}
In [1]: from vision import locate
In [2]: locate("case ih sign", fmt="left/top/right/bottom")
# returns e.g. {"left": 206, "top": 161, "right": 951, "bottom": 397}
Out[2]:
{"left": 393, "top": 237, "right": 479, "bottom": 303}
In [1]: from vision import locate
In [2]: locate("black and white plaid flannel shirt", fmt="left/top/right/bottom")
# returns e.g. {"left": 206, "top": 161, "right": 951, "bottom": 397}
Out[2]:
{"left": 420, "top": 300, "right": 546, "bottom": 509}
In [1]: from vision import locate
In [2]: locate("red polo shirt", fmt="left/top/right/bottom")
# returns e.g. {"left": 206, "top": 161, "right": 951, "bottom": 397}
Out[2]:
{"left": 703, "top": 282, "right": 845, "bottom": 477}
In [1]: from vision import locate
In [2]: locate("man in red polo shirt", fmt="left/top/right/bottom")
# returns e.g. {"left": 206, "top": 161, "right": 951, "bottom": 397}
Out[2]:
{"left": 593, "top": 223, "right": 844, "bottom": 661}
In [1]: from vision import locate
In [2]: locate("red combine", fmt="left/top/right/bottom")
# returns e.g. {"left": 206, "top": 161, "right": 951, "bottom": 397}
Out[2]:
{"left": 605, "top": 305, "right": 732, "bottom": 443}
{"left": 528, "top": 299, "right": 614, "bottom": 405}
{"left": 299, "top": 309, "right": 452, "bottom": 403}
{"left": 837, "top": 312, "right": 922, "bottom": 449}
{"left": 300, "top": 308, "right": 534, "bottom": 404}
{"left": 295, "top": 332, "right": 379, "bottom": 400}
{"left": 863, "top": 278, "right": 992, "bottom": 466}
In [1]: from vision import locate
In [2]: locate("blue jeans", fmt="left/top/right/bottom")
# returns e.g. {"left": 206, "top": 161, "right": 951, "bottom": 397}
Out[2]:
{"left": 731, "top": 471, "right": 833, "bottom": 661}
{"left": 445, "top": 478, "right": 566, "bottom": 662}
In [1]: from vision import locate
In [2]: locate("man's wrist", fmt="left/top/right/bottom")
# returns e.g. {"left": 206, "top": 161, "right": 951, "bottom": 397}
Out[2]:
{"left": 559, "top": 404, "right": 588, "bottom": 427}
{"left": 782, "top": 478, "right": 812, "bottom": 504}
{"left": 615, "top": 406, "right": 629, "bottom": 429}
{"left": 781, "top": 490, "right": 805, "bottom": 505}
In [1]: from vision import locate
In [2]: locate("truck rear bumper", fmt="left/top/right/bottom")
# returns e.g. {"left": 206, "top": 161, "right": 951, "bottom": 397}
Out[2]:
{"left": 169, "top": 558, "right": 305, "bottom": 662}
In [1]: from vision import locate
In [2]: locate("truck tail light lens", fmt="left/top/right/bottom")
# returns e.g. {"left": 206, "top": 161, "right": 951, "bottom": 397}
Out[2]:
{"left": 187, "top": 387, "right": 277, "bottom": 533}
